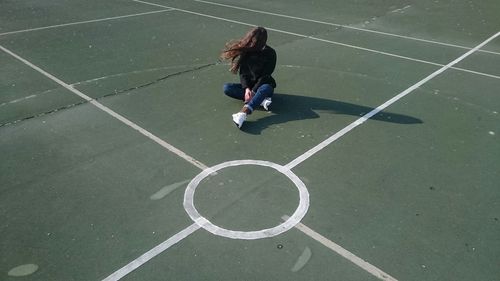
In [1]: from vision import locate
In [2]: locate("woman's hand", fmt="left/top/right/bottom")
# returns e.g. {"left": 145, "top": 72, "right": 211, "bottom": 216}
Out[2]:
{"left": 244, "top": 88, "right": 254, "bottom": 103}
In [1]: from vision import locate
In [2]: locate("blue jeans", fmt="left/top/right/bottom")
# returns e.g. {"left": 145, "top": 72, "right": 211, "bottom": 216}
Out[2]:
{"left": 223, "top": 83, "right": 274, "bottom": 113}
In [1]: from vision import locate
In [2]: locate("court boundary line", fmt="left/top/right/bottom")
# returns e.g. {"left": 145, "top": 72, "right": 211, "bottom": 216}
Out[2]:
{"left": 285, "top": 31, "right": 500, "bottom": 169}
{"left": 194, "top": 0, "right": 500, "bottom": 56}
{"left": 0, "top": 45, "right": 209, "bottom": 171}
{"left": 2, "top": 0, "right": 498, "bottom": 80}
{"left": 133, "top": 0, "right": 500, "bottom": 81}
{"left": 282, "top": 216, "right": 397, "bottom": 281}
{"left": 102, "top": 223, "right": 201, "bottom": 281}
{"left": 0, "top": 9, "right": 174, "bottom": 36}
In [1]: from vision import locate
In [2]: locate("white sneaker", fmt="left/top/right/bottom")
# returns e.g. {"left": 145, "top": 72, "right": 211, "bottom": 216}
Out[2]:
{"left": 260, "top": 98, "right": 272, "bottom": 110}
{"left": 232, "top": 112, "right": 247, "bottom": 128}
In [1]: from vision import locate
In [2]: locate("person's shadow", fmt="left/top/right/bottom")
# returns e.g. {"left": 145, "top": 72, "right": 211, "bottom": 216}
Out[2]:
{"left": 242, "top": 93, "right": 423, "bottom": 134}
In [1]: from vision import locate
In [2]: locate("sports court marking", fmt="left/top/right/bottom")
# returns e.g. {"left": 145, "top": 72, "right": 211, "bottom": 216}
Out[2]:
{"left": 194, "top": 0, "right": 500, "bottom": 56}
{"left": 133, "top": 0, "right": 500, "bottom": 81}
{"left": 0, "top": 94, "right": 37, "bottom": 107}
{"left": 282, "top": 216, "right": 397, "bottom": 281}
{"left": 183, "top": 160, "right": 309, "bottom": 240}
{"left": 0, "top": 45, "right": 208, "bottom": 171}
{"left": 0, "top": 9, "right": 174, "bottom": 36}
{"left": 0, "top": 0, "right": 497, "bottom": 80}
{"left": 285, "top": 32, "right": 499, "bottom": 169}
{"left": 102, "top": 223, "right": 201, "bottom": 281}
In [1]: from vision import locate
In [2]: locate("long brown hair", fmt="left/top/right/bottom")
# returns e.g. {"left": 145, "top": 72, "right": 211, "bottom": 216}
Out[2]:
{"left": 220, "top": 27, "right": 268, "bottom": 73}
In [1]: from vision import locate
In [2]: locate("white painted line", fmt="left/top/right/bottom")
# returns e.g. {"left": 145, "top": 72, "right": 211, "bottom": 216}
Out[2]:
{"left": 133, "top": 0, "right": 500, "bottom": 81}
{"left": 0, "top": 45, "right": 209, "bottom": 171}
{"left": 70, "top": 64, "right": 208, "bottom": 87}
{"left": 133, "top": 0, "right": 174, "bottom": 9}
{"left": 450, "top": 66, "right": 500, "bottom": 80}
{"left": 0, "top": 94, "right": 37, "bottom": 107}
{"left": 0, "top": 9, "right": 174, "bottom": 36}
{"left": 132, "top": 0, "right": 437, "bottom": 66}
{"left": 0, "top": 44, "right": 209, "bottom": 281}
{"left": 282, "top": 216, "right": 398, "bottom": 281}
{"left": 194, "top": 0, "right": 500, "bottom": 56}
{"left": 102, "top": 223, "right": 201, "bottom": 281}
{"left": 183, "top": 160, "right": 309, "bottom": 240}
{"left": 300, "top": 37, "right": 500, "bottom": 80}
{"left": 285, "top": 31, "right": 500, "bottom": 170}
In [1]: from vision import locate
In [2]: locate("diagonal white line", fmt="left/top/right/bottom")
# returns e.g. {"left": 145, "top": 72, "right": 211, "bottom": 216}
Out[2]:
{"left": 285, "top": 31, "right": 500, "bottom": 169}
{"left": 132, "top": 0, "right": 439, "bottom": 66}
{"left": 1, "top": 45, "right": 209, "bottom": 280}
{"left": 194, "top": 0, "right": 500, "bottom": 56}
{"left": 450, "top": 66, "right": 500, "bottom": 80}
{"left": 282, "top": 27, "right": 497, "bottom": 272}
{"left": 282, "top": 216, "right": 398, "bottom": 281}
{"left": 0, "top": 45, "right": 209, "bottom": 171}
{"left": 102, "top": 223, "right": 201, "bottom": 281}
{"left": 133, "top": 0, "right": 500, "bottom": 81}
{"left": 0, "top": 9, "right": 174, "bottom": 36}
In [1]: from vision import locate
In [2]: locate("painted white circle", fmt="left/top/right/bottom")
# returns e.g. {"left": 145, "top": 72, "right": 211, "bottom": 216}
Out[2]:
{"left": 183, "top": 160, "right": 309, "bottom": 240}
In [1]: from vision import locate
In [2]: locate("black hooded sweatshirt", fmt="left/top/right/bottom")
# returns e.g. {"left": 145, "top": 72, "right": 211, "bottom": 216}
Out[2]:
{"left": 238, "top": 45, "right": 277, "bottom": 92}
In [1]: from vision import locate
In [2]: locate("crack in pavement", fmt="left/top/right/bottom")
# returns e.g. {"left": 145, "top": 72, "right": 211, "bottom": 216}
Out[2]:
{"left": 0, "top": 62, "right": 218, "bottom": 128}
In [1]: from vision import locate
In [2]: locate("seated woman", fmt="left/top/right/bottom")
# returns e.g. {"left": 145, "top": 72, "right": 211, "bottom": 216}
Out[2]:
{"left": 220, "top": 27, "right": 277, "bottom": 129}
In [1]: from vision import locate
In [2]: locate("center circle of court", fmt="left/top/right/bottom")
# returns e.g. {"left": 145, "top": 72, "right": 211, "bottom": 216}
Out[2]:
{"left": 183, "top": 160, "right": 309, "bottom": 240}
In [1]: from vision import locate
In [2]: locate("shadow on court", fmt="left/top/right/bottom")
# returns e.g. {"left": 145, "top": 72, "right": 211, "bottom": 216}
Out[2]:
{"left": 242, "top": 93, "right": 423, "bottom": 134}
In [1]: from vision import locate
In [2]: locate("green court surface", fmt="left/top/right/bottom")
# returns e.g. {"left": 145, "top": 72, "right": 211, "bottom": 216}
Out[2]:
{"left": 1, "top": 0, "right": 499, "bottom": 280}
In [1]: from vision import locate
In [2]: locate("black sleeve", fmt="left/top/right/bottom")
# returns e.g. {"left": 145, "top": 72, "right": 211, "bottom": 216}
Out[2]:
{"left": 238, "top": 55, "right": 253, "bottom": 89}
{"left": 239, "top": 73, "right": 252, "bottom": 89}
{"left": 252, "top": 48, "right": 276, "bottom": 92}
